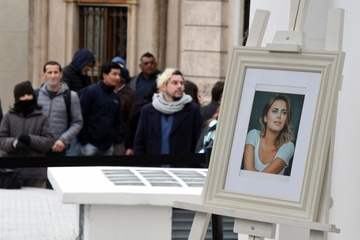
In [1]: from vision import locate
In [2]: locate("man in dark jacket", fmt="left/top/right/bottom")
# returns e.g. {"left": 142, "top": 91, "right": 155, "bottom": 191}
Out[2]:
{"left": 61, "top": 48, "right": 96, "bottom": 92}
{"left": 128, "top": 52, "right": 161, "bottom": 102}
{"left": 112, "top": 57, "right": 138, "bottom": 155}
{"left": 0, "top": 99, "right": 3, "bottom": 157}
{"left": 0, "top": 99, "right": 3, "bottom": 123}
{"left": 61, "top": 49, "right": 95, "bottom": 156}
{"left": 134, "top": 68, "right": 202, "bottom": 156}
{"left": 77, "top": 62, "right": 122, "bottom": 156}
{"left": 200, "top": 81, "right": 224, "bottom": 124}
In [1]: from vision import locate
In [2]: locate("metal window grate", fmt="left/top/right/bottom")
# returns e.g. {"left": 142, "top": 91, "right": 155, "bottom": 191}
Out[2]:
{"left": 103, "top": 169, "right": 145, "bottom": 186}
{"left": 102, "top": 169, "right": 207, "bottom": 187}
{"left": 171, "top": 171, "right": 207, "bottom": 187}
{"left": 137, "top": 170, "right": 182, "bottom": 187}
{"left": 79, "top": 6, "right": 128, "bottom": 83}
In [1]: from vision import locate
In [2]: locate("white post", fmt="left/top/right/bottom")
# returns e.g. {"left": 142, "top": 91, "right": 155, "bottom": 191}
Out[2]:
{"left": 245, "top": 9, "right": 270, "bottom": 47}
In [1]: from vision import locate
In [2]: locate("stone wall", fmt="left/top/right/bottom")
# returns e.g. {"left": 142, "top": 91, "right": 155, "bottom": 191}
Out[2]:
{"left": 180, "top": 0, "right": 229, "bottom": 105}
{"left": 0, "top": 0, "right": 238, "bottom": 110}
{"left": 0, "top": 0, "right": 29, "bottom": 110}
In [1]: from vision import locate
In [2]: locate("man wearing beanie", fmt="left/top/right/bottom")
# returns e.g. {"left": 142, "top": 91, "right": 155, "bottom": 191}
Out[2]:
{"left": 61, "top": 48, "right": 96, "bottom": 92}
{"left": 0, "top": 81, "right": 55, "bottom": 188}
{"left": 112, "top": 57, "right": 138, "bottom": 155}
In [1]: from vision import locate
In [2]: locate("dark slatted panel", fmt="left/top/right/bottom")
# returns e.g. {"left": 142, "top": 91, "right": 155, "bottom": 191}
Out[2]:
{"left": 172, "top": 208, "right": 238, "bottom": 240}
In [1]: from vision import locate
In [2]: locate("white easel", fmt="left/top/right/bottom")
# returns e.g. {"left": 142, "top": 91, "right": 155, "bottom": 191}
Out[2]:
{"left": 174, "top": 1, "right": 344, "bottom": 239}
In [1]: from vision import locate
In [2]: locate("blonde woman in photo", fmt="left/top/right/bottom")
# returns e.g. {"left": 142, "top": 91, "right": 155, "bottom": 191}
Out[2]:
{"left": 244, "top": 94, "right": 294, "bottom": 175}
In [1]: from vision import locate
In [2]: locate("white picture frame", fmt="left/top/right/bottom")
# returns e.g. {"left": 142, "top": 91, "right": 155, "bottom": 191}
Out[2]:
{"left": 202, "top": 46, "right": 345, "bottom": 221}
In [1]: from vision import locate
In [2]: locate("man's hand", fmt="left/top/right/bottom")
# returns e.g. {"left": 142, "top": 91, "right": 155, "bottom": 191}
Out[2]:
{"left": 125, "top": 149, "right": 134, "bottom": 155}
{"left": 52, "top": 140, "right": 66, "bottom": 152}
{"left": 18, "top": 135, "right": 31, "bottom": 145}
{"left": 12, "top": 138, "right": 27, "bottom": 149}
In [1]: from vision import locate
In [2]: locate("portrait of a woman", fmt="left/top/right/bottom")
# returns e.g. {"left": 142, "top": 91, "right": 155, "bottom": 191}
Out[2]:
{"left": 243, "top": 94, "right": 294, "bottom": 175}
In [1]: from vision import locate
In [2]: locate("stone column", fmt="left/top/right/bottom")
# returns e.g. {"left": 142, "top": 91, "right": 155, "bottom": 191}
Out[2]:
{"left": 180, "top": 0, "right": 230, "bottom": 104}
{"left": 28, "top": 0, "right": 49, "bottom": 87}
{"left": 127, "top": 3, "right": 138, "bottom": 77}
{"left": 135, "top": 0, "right": 166, "bottom": 72}
{"left": 63, "top": 1, "right": 80, "bottom": 64}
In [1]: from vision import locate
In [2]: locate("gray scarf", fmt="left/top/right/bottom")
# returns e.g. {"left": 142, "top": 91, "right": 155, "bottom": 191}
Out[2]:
{"left": 152, "top": 93, "right": 192, "bottom": 114}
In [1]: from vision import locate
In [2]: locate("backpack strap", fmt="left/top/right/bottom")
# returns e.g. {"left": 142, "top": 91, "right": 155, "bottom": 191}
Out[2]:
{"left": 35, "top": 88, "right": 71, "bottom": 128}
{"left": 63, "top": 89, "right": 71, "bottom": 128}
{"left": 34, "top": 88, "right": 40, "bottom": 98}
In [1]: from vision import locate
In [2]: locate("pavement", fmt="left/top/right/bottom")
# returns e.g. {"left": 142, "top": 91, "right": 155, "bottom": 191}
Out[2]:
{"left": 0, "top": 187, "right": 78, "bottom": 240}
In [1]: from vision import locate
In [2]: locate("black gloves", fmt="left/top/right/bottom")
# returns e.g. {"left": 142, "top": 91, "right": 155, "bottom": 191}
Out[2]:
{"left": 12, "top": 135, "right": 31, "bottom": 149}
{"left": 18, "top": 135, "right": 31, "bottom": 145}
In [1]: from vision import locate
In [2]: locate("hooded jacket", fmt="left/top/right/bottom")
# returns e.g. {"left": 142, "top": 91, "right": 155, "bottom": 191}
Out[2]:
{"left": 61, "top": 49, "right": 95, "bottom": 92}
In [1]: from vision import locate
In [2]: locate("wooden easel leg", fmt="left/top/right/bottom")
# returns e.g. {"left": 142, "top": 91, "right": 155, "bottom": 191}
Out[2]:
{"left": 188, "top": 212, "right": 211, "bottom": 240}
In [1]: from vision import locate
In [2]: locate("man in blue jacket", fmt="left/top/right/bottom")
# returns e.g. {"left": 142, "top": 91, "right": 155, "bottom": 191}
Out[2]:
{"left": 134, "top": 68, "right": 202, "bottom": 156}
{"left": 77, "top": 62, "right": 122, "bottom": 156}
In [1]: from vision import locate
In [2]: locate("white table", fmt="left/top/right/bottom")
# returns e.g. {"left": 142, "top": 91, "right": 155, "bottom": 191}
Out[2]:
{"left": 48, "top": 167, "right": 206, "bottom": 240}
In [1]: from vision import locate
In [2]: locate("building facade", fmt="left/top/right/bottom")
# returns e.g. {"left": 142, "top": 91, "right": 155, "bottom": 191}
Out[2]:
{"left": 3, "top": 0, "right": 359, "bottom": 239}
{"left": 0, "top": 0, "right": 248, "bottom": 109}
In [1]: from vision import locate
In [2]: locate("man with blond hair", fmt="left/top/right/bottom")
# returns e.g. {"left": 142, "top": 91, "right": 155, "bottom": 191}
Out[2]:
{"left": 134, "top": 68, "right": 202, "bottom": 157}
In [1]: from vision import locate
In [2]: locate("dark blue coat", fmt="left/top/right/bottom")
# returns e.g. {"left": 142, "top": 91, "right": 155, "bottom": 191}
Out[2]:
{"left": 77, "top": 81, "right": 121, "bottom": 151}
{"left": 134, "top": 102, "right": 202, "bottom": 154}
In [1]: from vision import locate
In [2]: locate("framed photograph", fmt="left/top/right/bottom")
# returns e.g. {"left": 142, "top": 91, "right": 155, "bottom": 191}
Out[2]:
{"left": 202, "top": 47, "right": 345, "bottom": 221}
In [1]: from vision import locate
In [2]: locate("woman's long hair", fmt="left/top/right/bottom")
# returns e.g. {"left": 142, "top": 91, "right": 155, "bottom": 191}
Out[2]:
{"left": 259, "top": 94, "right": 294, "bottom": 147}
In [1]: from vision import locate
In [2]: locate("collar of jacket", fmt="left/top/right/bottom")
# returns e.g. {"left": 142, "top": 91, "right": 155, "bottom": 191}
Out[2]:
{"left": 9, "top": 108, "right": 43, "bottom": 118}
{"left": 99, "top": 80, "right": 115, "bottom": 94}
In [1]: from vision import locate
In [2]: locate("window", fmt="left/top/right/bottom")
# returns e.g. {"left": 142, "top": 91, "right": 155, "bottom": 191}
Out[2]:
{"left": 79, "top": 6, "right": 128, "bottom": 82}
